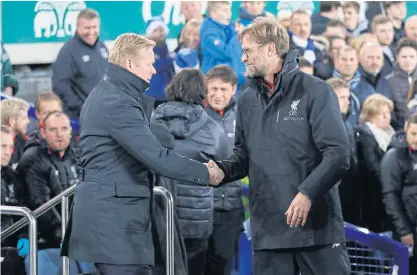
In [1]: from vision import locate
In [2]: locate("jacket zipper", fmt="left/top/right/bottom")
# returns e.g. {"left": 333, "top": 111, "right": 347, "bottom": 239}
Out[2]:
{"left": 276, "top": 109, "right": 280, "bottom": 123}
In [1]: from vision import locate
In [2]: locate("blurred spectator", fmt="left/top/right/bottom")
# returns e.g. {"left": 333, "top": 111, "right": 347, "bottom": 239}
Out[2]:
{"left": 405, "top": 15, "right": 417, "bottom": 42}
{"left": 237, "top": 1, "right": 270, "bottom": 28}
{"left": 381, "top": 114, "right": 417, "bottom": 273}
{"left": 332, "top": 46, "right": 361, "bottom": 125}
{"left": 386, "top": 38, "right": 417, "bottom": 130}
{"left": 178, "top": 0, "right": 204, "bottom": 42}
{"left": 342, "top": 1, "right": 368, "bottom": 37}
{"left": 201, "top": 1, "right": 245, "bottom": 88}
{"left": 174, "top": 19, "right": 201, "bottom": 73}
{"left": 0, "top": 41, "right": 19, "bottom": 96}
{"left": 1, "top": 125, "right": 27, "bottom": 275}
{"left": 26, "top": 91, "right": 63, "bottom": 137}
{"left": 328, "top": 35, "right": 347, "bottom": 59}
{"left": 314, "top": 35, "right": 346, "bottom": 80}
{"left": 311, "top": 1, "right": 340, "bottom": 35}
{"left": 324, "top": 20, "right": 348, "bottom": 40}
{"left": 358, "top": 42, "right": 393, "bottom": 99}
{"left": 326, "top": 78, "right": 361, "bottom": 225}
{"left": 289, "top": 9, "right": 325, "bottom": 65}
{"left": 365, "top": 2, "right": 385, "bottom": 24}
{"left": 0, "top": 98, "right": 30, "bottom": 167}
{"left": 145, "top": 16, "right": 175, "bottom": 103}
{"left": 384, "top": 1, "right": 407, "bottom": 44}
{"left": 16, "top": 111, "right": 79, "bottom": 250}
{"left": 52, "top": 8, "right": 108, "bottom": 119}
{"left": 180, "top": 1, "right": 203, "bottom": 22}
{"left": 152, "top": 69, "right": 228, "bottom": 275}
{"left": 298, "top": 57, "right": 313, "bottom": 75}
{"left": 1, "top": 125, "right": 28, "bottom": 248}
{"left": 372, "top": 15, "right": 396, "bottom": 74}
{"left": 357, "top": 94, "right": 395, "bottom": 232}
{"left": 349, "top": 33, "right": 379, "bottom": 58}
{"left": 204, "top": 65, "right": 244, "bottom": 275}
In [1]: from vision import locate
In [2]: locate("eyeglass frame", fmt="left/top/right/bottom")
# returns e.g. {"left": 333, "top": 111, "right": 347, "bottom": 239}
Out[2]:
{"left": 241, "top": 44, "right": 263, "bottom": 58}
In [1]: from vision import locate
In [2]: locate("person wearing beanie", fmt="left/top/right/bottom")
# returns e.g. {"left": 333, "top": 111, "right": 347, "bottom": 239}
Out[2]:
{"left": 144, "top": 16, "right": 175, "bottom": 103}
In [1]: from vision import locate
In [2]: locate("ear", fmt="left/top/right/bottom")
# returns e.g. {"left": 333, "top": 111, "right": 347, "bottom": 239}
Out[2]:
{"left": 8, "top": 118, "right": 15, "bottom": 128}
{"left": 40, "top": 127, "right": 46, "bottom": 139}
{"left": 35, "top": 110, "right": 41, "bottom": 120}
{"left": 232, "top": 84, "right": 237, "bottom": 96}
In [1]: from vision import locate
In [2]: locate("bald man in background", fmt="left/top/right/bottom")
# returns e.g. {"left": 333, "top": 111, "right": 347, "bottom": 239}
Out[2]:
{"left": 405, "top": 15, "right": 417, "bottom": 41}
{"left": 358, "top": 42, "right": 394, "bottom": 101}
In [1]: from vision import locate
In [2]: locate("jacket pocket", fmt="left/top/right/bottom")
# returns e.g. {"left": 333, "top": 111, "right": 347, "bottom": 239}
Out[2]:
{"left": 111, "top": 182, "right": 151, "bottom": 231}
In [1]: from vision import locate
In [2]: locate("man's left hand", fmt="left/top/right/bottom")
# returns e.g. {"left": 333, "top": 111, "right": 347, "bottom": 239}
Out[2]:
{"left": 285, "top": 192, "right": 312, "bottom": 227}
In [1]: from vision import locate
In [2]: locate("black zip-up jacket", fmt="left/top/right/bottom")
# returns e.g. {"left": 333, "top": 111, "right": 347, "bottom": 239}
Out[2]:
{"left": 16, "top": 144, "right": 80, "bottom": 247}
{"left": 206, "top": 99, "right": 244, "bottom": 211}
{"left": 381, "top": 136, "right": 417, "bottom": 238}
{"left": 1, "top": 166, "right": 28, "bottom": 246}
{"left": 216, "top": 49, "right": 350, "bottom": 250}
{"left": 52, "top": 33, "right": 108, "bottom": 119}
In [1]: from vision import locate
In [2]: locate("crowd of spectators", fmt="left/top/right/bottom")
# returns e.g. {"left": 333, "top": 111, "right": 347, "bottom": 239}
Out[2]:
{"left": 1, "top": 1, "right": 417, "bottom": 274}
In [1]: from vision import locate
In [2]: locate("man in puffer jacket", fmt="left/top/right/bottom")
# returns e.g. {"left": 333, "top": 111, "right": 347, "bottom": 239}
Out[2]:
{"left": 204, "top": 65, "right": 245, "bottom": 275}
{"left": 381, "top": 114, "right": 417, "bottom": 274}
{"left": 151, "top": 69, "right": 228, "bottom": 275}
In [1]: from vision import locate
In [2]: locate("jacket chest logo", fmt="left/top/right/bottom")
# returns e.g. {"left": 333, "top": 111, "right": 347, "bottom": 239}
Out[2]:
{"left": 283, "top": 99, "right": 304, "bottom": 121}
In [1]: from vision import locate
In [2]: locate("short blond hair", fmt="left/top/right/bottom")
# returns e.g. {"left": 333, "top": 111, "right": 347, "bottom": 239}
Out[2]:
{"left": 238, "top": 17, "right": 289, "bottom": 56}
{"left": 359, "top": 94, "right": 394, "bottom": 123}
{"left": 180, "top": 19, "right": 201, "bottom": 44}
{"left": 326, "top": 78, "right": 349, "bottom": 92}
{"left": 108, "top": 33, "right": 155, "bottom": 66}
{"left": 207, "top": 1, "right": 230, "bottom": 13}
{"left": 0, "top": 98, "right": 29, "bottom": 125}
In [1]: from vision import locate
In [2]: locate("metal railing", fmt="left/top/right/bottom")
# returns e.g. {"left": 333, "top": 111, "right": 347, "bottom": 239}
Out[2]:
{"left": 1, "top": 185, "right": 76, "bottom": 241}
{"left": 0, "top": 206, "right": 38, "bottom": 275}
{"left": 153, "top": 186, "right": 175, "bottom": 275}
{"left": 1, "top": 184, "right": 175, "bottom": 275}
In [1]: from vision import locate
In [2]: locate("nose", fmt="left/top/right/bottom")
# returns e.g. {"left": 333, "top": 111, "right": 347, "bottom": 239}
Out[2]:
{"left": 151, "top": 66, "right": 156, "bottom": 75}
{"left": 241, "top": 53, "right": 248, "bottom": 63}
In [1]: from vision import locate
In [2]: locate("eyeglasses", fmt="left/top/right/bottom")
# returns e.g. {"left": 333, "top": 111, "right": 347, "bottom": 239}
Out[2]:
{"left": 242, "top": 44, "right": 263, "bottom": 58}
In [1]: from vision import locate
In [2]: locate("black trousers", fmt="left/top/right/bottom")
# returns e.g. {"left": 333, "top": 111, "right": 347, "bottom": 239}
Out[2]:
{"left": 94, "top": 263, "right": 153, "bottom": 275}
{"left": 252, "top": 243, "right": 351, "bottom": 275}
{"left": 204, "top": 208, "right": 244, "bottom": 275}
{"left": 184, "top": 237, "right": 209, "bottom": 275}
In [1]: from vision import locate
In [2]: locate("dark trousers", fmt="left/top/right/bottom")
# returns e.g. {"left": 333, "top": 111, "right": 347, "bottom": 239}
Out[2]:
{"left": 252, "top": 243, "right": 351, "bottom": 275}
{"left": 184, "top": 237, "right": 209, "bottom": 275}
{"left": 204, "top": 208, "right": 244, "bottom": 275}
{"left": 94, "top": 263, "right": 153, "bottom": 275}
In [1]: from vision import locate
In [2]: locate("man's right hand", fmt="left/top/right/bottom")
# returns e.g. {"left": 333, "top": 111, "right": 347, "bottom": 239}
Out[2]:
{"left": 401, "top": 233, "right": 414, "bottom": 246}
{"left": 205, "top": 160, "right": 224, "bottom": 186}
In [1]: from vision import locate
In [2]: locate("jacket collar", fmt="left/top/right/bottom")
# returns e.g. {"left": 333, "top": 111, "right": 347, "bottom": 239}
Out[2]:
{"left": 104, "top": 63, "right": 150, "bottom": 99}
{"left": 273, "top": 49, "right": 300, "bottom": 95}
{"left": 74, "top": 32, "right": 99, "bottom": 48}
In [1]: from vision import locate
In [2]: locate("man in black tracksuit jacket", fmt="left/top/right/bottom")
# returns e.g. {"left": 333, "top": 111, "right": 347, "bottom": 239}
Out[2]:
{"left": 204, "top": 65, "right": 244, "bottom": 275}
{"left": 214, "top": 19, "right": 351, "bottom": 275}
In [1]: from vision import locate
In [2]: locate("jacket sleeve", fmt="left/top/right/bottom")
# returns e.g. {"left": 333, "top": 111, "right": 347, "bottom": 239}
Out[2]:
{"left": 216, "top": 101, "right": 249, "bottom": 183}
{"left": 380, "top": 149, "right": 412, "bottom": 237}
{"left": 1, "top": 42, "right": 19, "bottom": 95}
{"left": 201, "top": 28, "right": 235, "bottom": 62}
{"left": 297, "top": 83, "right": 350, "bottom": 201}
{"left": 110, "top": 100, "right": 209, "bottom": 185}
{"left": 52, "top": 47, "right": 79, "bottom": 111}
{"left": 358, "top": 129, "right": 382, "bottom": 179}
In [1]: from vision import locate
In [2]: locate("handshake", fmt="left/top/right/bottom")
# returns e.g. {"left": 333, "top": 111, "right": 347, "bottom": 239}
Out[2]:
{"left": 204, "top": 160, "right": 225, "bottom": 186}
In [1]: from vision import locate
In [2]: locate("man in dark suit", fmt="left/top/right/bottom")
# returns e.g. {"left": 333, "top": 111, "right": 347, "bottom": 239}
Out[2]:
{"left": 61, "top": 33, "right": 222, "bottom": 275}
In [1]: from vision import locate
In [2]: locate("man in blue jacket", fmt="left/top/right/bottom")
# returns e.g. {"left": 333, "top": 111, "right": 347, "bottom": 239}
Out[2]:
{"left": 52, "top": 8, "right": 108, "bottom": 119}
{"left": 200, "top": 1, "right": 246, "bottom": 89}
